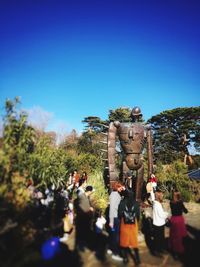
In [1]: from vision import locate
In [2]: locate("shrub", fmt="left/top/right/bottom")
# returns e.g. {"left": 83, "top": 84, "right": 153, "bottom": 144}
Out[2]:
{"left": 179, "top": 188, "right": 191, "bottom": 202}
{"left": 155, "top": 160, "right": 193, "bottom": 201}
{"left": 87, "top": 171, "right": 109, "bottom": 213}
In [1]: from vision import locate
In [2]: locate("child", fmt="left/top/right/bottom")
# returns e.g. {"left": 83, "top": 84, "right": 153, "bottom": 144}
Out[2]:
{"left": 95, "top": 209, "right": 107, "bottom": 234}
{"left": 94, "top": 209, "right": 108, "bottom": 260}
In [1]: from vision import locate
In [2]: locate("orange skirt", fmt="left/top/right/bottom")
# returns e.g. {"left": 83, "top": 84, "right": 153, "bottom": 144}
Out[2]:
{"left": 120, "top": 218, "right": 138, "bottom": 248}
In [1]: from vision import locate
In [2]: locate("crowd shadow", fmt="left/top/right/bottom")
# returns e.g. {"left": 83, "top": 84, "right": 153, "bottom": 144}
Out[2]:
{"left": 74, "top": 222, "right": 109, "bottom": 263}
{"left": 141, "top": 215, "right": 200, "bottom": 266}
{"left": 141, "top": 214, "right": 155, "bottom": 254}
{"left": 181, "top": 225, "right": 200, "bottom": 267}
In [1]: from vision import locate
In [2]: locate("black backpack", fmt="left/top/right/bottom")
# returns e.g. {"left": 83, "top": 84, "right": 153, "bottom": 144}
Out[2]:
{"left": 123, "top": 205, "right": 136, "bottom": 224}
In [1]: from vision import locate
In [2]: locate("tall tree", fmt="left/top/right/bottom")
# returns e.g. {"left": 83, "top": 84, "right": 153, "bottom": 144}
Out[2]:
{"left": 108, "top": 107, "right": 144, "bottom": 123}
{"left": 108, "top": 107, "right": 132, "bottom": 122}
{"left": 147, "top": 107, "right": 200, "bottom": 164}
{"left": 29, "top": 135, "right": 67, "bottom": 188}
{"left": 60, "top": 129, "right": 79, "bottom": 151}
{"left": 1, "top": 97, "right": 35, "bottom": 180}
{"left": 77, "top": 130, "right": 103, "bottom": 155}
{"left": 82, "top": 116, "right": 108, "bottom": 133}
{"left": 82, "top": 107, "right": 141, "bottom": 131}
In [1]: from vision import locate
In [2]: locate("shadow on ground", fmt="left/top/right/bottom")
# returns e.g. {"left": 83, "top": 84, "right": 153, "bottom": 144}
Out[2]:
{"left": 180, "top": 225, "right": 200, "bottom": 267}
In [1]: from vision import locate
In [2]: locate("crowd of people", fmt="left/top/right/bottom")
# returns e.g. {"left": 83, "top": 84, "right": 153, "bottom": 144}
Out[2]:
{"left": 72, "top": 171, "right": 189, "bottom": 265}
{"left": 26, "top": 170, "right": 189, "bottom": 266}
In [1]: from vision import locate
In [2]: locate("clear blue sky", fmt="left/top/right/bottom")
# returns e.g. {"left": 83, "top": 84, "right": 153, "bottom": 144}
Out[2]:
{"left": 0, "top": 0, "right": 199, "bottom": 135}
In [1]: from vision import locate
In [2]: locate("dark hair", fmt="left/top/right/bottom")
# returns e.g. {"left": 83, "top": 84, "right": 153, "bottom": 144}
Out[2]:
{"left": 95, "top": 208, "right": 102, "bottom": 218}
{"left": 172, "top": 190, "right": 181, "bottom": 202}
{"left": 79, "top": 178, "right": 86, "bottom": 186}
{"left": 85, "top": 185, "right": 93, "bottom": 192}
{"left": 126, "top": 170, "right": 132, "bottom": 177}
{"left": 155, "top": 190, "right": 163, "bottom": 202}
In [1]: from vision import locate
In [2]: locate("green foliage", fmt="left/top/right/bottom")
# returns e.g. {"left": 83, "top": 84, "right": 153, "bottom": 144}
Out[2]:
{"left": 60, "top": 129, "right": 79, "bottom": 151}
{"left": 180, "top": 188, "right": 192, "bottom": 202}
{"left": 87, "top": 171, "right": 109, "bottom": 213}
{"left": 4, "top": 172, "right": 32, "bottom": 210}
{"left": 76, "top": 153, "right": 102, "bottom": 174}
{"left": 60, "top": 129, "right": 104, "bottom": 176}
{"left": 1, "top": 97, "right": 35, "bottom": 179}
{"left": 147, "top": 107, "right": 200, "bottom": 164}
{"left": 77, "top": 130, "right": 104, "bottom": 156}
{"left": 108, "top": 107, "right": 132, "bottom": 122}
{"left": 189, "top": 180, "right": 200, "bottom": 202}
{"left": 188, "top": 155, "right": 200, "bottom": 170}
{"left": 29, "top": 135, "right": 67, "bottom": 188}
{"left": 155, "top": 160, "right": 192, "bottom": 201}
{"left": 82, "top": 116, "right": 108, "bottom": 132}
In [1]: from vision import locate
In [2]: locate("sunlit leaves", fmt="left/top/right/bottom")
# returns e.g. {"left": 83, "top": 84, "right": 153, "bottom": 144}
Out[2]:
{"left": 148, "top": 107, "right": 200, "bottom": 165}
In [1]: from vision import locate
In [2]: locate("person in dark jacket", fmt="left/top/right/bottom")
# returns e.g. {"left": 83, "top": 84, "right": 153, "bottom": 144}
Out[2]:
{"left": 118, "top": 190, "right": 141, "bottom": 265}
{"left": 74, "top": 185, "right": 94, "bottom": 251}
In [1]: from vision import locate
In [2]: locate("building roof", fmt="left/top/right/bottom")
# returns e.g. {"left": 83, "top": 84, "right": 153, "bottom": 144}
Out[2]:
{"left": 188, "top": 169, "right": 200, "bottom": 180}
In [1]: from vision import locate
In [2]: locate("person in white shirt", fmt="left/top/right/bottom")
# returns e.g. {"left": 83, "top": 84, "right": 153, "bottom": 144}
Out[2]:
{"left": 96, "top": 214, "right": 106, "bottom": 233}
{"left": 152, "top": 190, "right": 168, "bottom": 256}
{"left": 94, "top": 209, "right": 108, "bottom": 260}
{"left": 76, "top": 178, "right": 87, "bottom": 197}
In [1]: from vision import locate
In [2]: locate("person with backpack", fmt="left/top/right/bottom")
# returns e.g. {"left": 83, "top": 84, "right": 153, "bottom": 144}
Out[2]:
{"left": 118, "top": 189, "right": 141, "bottom": 265}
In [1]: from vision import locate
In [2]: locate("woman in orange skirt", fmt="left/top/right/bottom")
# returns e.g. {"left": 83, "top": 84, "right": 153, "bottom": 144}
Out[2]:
{"left": 118, "top": 190, "right": 141, "bottom": 264}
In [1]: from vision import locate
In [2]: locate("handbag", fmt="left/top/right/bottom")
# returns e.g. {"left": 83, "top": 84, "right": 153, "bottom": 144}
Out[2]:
{"left": 165, "top": 218, "right": 171, "bottom": 227}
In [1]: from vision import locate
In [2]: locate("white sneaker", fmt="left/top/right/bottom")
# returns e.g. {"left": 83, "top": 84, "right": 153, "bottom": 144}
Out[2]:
{"left": 59, "top": 234, "right": 68, "bottom": 243}
{"left": 111, "top": 254, "right": 123, "bottom": 261}
{"left": 107, "top": 249, "right": 113, "bottom": 255}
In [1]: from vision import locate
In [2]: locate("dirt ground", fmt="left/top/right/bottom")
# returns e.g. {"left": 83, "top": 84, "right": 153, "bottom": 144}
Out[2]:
{"left": 65, "top": 202, "right": 200, "bottom": 267}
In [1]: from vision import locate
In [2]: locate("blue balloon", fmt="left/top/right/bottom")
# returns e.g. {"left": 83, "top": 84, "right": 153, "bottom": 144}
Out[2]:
{"left": 41, "top": 237, "right": 61, "bottom": 260}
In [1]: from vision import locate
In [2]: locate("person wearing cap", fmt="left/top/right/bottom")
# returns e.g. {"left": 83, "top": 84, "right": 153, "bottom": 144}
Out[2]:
{"left": 74, "top": 185, "right": 95, "bottom": 250}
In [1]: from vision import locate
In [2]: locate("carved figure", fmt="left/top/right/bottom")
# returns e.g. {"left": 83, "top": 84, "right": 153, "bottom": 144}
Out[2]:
{"left": 107, "top": 107, "right": 153, "bottom": 202}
